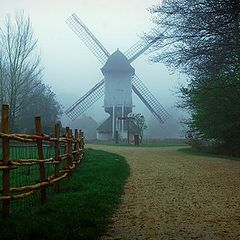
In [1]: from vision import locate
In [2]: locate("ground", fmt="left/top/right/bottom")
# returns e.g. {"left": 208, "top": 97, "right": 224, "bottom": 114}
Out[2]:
{"left": 88, "top": 145, "right": 240, "bottom": 240}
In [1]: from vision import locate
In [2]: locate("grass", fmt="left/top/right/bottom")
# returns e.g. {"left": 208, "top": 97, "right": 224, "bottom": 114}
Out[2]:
{"left": 0, "top": 148, "right": 130, "bottom": 240}
{"left": 88, "top": 138, "right": 187, "bottom": 148}
{"left": 179, "top": 147, "right": 240, "bottom": 161}
{"left": 113, "top": 143, "right": 187, "bottom": 147}
{"left": 87, "top": 138, "right": 186, "bottom": 148}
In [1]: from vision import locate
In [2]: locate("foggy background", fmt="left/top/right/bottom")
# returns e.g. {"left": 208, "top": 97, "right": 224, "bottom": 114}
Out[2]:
{"left": 0, "top": 0, "right": 187, "bottom": 139}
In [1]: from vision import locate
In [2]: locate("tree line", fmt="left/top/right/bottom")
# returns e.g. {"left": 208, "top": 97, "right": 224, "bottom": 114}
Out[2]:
{"left": 0, "top": 13, "right": 62, "bottom": 133}
{"left": 149, "top": 0, "right": 240, "bottom": 155}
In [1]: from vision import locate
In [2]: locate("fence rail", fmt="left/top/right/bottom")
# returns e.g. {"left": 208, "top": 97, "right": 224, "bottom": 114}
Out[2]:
{"left": 0, "top": 104, "right": 84, "bottom": 218}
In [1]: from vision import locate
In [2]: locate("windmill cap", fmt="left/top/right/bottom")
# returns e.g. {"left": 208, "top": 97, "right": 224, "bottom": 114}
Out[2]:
{"left": 101, "top": 49, "right": 135, "bottom": 74}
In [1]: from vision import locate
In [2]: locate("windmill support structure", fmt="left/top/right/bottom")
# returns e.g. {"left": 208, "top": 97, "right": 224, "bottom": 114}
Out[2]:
{"left": 121, "top": 104, "right": 124, "bottom": 138}
{"left": 112, "top": 105, "right": 115, "bottom": 139}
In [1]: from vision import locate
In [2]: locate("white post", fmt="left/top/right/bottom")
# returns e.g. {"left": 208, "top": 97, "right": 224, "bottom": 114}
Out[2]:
{"left": 122, "top": 104, "right": 124, "bottom": 138}
{"left": 112, "top": 105, "right": 115, "bottom": 139}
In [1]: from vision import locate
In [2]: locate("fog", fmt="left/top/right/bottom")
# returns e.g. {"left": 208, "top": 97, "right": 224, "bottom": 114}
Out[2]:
{"left": 1, "top": 0, "right": 187, "bottom": 138}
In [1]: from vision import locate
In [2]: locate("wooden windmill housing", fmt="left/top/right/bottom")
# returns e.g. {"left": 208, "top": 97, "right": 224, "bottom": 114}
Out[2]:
{"left": 101, "top": 49, "right": 134, "bottom": 115}
{"left": 98, "top": 49, "right": 135, "bottom": 139}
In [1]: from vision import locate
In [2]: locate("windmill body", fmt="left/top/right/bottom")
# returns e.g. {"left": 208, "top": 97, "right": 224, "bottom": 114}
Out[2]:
{"left": 97, "top": 50, "right": 135, "bottom": 139}
{"left": 102, "top": 49, "right": 134, "bottom": 115}
{"left": 65, "top": 13, "right": 169, "bottom": 140}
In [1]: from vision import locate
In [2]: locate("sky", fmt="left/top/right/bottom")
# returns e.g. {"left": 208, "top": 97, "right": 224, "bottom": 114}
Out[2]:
{"left": 0, "top": 0, "right": 186, "bottom": 137}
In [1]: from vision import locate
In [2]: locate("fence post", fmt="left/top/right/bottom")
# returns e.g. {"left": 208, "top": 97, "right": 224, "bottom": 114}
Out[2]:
{"left": 54, "top": 123, "right": 60, "bottom": 192}
{"left": 79, "top": 130, "right": 84, "bottom": 150}
{"left": 68, "top": 129, "right": 73, "bottom": 171}
{"left": 65, "top": 127, "right": 69, "bottom": 171}
{"left": 35, "top": 117, "right": 46, "bottom": 203}
{"left": 65, "top": 127, "right": 73, "bottom": 172}
{"left": 65, "top": 126, "right": 68, "bottom": 149}
{"left": 74, "top": 129, "right": 79, "bottom": 162}
{"left": 2, "top": 104, "right": 10, "bottom": 218}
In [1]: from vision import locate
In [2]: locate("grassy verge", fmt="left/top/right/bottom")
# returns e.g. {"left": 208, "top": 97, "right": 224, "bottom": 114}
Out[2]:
{"left": 0, "top": 148, "right": 130, "bottom": 240}
{"left": 179, "top": 147, "right": 240, "bottom": 161}
{"left": 87, "top": 139, "right": 186, "bottom": 148}
{"left": 95, "top": 143, "right": 187, "bottom": 148}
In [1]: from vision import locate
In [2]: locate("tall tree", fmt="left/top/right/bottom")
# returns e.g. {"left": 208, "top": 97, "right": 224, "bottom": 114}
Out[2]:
{"left": 0, "top": 12, "right": 41, "bottom": 128}
{"left": 149, "top": 0, "right": 240, "bottom": 77}
{"left": 17, "top": 83, "right": 62, "bottom": 133}
{"left": 0, "top": 12, "right": 62, "bottom": 132}
{"left": 0, "top": 48, "right": 7, "bottom": 106}
{"left": 148, "top": 0, "right": 240, "bottom": 153}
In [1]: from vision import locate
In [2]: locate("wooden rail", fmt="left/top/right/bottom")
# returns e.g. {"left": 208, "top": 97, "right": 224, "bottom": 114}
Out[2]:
{"left": 0, "top": 104, "right": 84, "bottom": 218}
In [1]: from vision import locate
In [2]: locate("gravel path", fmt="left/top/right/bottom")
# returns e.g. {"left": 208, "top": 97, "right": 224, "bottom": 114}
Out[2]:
{"left": 88, "top": 145, "right": 240, "bottom": 240}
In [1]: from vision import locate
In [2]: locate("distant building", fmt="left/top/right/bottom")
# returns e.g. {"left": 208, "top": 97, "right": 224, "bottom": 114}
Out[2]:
{"left": 69, "top": 116, "right": 98, "bottom": 140}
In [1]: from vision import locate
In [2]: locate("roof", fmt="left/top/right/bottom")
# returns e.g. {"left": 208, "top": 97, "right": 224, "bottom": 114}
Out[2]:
{"left": 97, "top": 116, "right": 112, "bottom": 133}
{"left": 101, "top": 49, "right": 135, "bottom": 74}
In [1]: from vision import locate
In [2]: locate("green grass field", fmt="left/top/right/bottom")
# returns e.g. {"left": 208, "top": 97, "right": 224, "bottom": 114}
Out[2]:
{"left": 0, "top": 144, "right": 66, "bottom": 160}
{"left": 0, "top": 148, "right": 130, "bottom": 240}
{"left": 0, "top": 145, "right": 66, "bottom": 190}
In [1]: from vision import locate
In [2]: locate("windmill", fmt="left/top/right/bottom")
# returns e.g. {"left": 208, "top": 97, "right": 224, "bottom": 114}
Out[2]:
{"left": 65, "top": 13, "right": 169, "bottom": 140}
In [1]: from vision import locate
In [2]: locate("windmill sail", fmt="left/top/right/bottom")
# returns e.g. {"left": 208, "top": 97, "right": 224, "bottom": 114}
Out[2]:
{"left": 125, "top": 26, "right": 163, "bottom": 63}
{"left": 66, "top": 13, "right": 110, "bottom": 64}
{"left": 65, "top": 79, "right": 104, "bottom": 120}
{"left": 132, "top": 75, "right": 169, "bottom": 123}
{"left": 125, "top": 39, "right": 154, "bottom": 63}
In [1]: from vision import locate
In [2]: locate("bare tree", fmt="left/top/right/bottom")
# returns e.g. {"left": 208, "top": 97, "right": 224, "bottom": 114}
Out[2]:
{"left": 0, "top": 12, "right": 42, "bottom": 129}
{"left": 148, "top": 0, "right": 240, "bottom": 77}
{"left": 0, "top": 49, "right": 7, "bottom": 106}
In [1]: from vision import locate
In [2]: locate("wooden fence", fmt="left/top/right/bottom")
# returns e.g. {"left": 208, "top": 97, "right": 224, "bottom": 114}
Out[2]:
{"left": 0, "top": 104, "right": 84, "bottom": 218}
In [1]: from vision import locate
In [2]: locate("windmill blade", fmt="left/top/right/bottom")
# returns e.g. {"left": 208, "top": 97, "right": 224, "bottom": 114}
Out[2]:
{"left": 65, "top": 79, "right": 104, "bottom": 121}
{"left": 66, "top": 13, "right": 110, "bottom": 65}
{"left": 125, "top": 39, "right": 154, "bottom": 63}
{"left": 124, "top": 26, "right": 163, "bottom": 63}
{"left": 132, "top": 75, "right": 169, "bottom": 123}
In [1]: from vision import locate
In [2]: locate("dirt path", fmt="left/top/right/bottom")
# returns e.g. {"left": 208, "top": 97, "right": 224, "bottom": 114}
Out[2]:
{"left": 88, "top": 145, "right": 240, "bottom": 240}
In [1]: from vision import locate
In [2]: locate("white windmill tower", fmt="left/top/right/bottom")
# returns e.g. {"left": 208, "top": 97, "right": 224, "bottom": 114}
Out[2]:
{"left": 101, "top": 49, "right": 135, "bottom": 139}
{"left": 65, "top": 13, "right": 169, "bottom": 140}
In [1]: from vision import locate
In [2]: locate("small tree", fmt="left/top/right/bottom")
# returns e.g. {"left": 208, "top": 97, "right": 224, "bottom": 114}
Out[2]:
{"left": 130, "top": 113, "right": 147, "bottom": 143}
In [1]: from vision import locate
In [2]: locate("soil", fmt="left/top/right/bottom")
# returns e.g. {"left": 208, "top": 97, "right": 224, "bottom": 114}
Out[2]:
{"left": 88, "top": 145, "right": 240, "bottom": 240}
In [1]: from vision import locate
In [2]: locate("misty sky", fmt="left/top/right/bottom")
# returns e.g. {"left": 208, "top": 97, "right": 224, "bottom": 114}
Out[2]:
{"left": 0, "top": 0, "right": 186, "bottom": 136}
